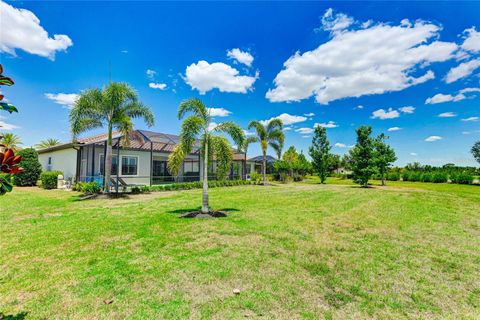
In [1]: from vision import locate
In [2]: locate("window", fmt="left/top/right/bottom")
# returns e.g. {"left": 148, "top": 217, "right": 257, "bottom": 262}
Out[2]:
{"left": 100, "top": 155, "right": 118, "bottom": 175}
{"left": 47, "top": 157, "right": 52, "bottom": 171}
{"left": 121, "top": 156, "right": 138, "bottom": 176}
{"left": 184, "top": 161, "right": 199, "bottom": 173}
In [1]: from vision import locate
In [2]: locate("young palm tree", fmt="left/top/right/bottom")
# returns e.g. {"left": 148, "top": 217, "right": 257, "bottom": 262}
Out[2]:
{"left": 35, "top": 138, "right": 61, "bottom": 150}
{"left": 168, "top": 98, "right": 245, "bottom": 214}
{"left": 247, "top": 119, "right": 285, "bottom": 185}
{"left": 70, "top": 82, "right": 154, "bottom": 193}
{"left": 0, "top": 133, "right": 22, "bottom": 152}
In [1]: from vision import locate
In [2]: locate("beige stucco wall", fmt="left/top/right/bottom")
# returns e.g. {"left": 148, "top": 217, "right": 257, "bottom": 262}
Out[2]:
{"left": 38, "top": 148, "right": 78, "bottom": 180}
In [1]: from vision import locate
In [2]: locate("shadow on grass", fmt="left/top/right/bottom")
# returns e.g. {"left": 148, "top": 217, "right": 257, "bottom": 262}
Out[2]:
{"left": 0, "top": 312, "right": 28, "bottom": 320}
{"left": 168, "top": 207, "right": 240, "bottom": 215}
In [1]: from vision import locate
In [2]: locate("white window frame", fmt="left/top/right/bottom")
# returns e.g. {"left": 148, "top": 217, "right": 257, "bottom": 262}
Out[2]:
{"left": 99, "top": 154, "right": 119, "bottom": 176}
{"left": 120, "top": 155, "right": 139, "bottom": 177}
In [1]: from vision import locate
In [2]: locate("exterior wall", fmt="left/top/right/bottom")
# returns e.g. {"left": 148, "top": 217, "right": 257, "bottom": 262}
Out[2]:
{"left": 38, "top": 148, "right": 78, "bottom": 180}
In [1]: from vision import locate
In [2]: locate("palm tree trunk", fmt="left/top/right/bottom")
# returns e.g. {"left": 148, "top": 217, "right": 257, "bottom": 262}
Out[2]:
{"left": 201, "top": 138, "right": 209, "bottom": 213}
{"left": 104, "top": 126, "right": 113, "bottom": 193}
{"left": 262, "top": 151, "right": 267, "bottom": 185}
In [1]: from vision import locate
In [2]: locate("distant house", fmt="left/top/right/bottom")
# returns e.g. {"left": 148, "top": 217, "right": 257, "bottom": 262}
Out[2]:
{"left": 37, "top": 129, "right": 249, "bottom": 186}
{"left": 247, "top": 155, "right": 279, "bottom": 174}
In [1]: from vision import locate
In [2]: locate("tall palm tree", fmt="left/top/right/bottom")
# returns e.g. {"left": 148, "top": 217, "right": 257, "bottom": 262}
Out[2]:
{"left": 168, "top": 98, "right": 245, "bottom": 214}
{"left": 247, "top": 119, "right": 285, "bottom": 185}
{"left": 0, "top": 133, "right": 22, "bottom": 152}
{"left": 239, "top": 136, "right": 257, "bottom": 179}
{"left": 70, "top": 82, "right": 154, "bottom": 193}
{"left": 35, "top": 138, "right": 61, "bottom": 150}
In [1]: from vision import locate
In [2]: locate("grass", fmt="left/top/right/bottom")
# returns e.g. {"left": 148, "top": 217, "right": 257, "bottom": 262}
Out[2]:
{"left": 1, "top": 178, "right": 480, "bottom": 319}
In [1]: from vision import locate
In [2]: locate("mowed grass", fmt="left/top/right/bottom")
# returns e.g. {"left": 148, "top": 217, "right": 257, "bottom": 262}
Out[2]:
{"left": 1, "top": 179, "right": 480, "bottom": 319}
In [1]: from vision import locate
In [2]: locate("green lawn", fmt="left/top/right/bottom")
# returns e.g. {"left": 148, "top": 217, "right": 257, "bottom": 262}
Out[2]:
{"left": 1, "top": 179, "right": 480, "bottom": 319}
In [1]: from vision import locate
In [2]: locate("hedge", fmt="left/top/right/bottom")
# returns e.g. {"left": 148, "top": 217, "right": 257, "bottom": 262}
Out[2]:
{"left": 13, "top": 148, "right": 42, "bottom": 186}
{"left": 133, "top": 179, "right": 257, "bottom": 193}
{"left": 40, "top": 171, "right": 63, "bottom": 189}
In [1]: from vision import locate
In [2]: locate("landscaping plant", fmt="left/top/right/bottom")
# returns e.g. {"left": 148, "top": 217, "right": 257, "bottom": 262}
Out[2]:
{"left": 349, "top": 125, "right": 376, "bottom": 187}
{"left": 12, "top": 148, "right": 42, "bottom": 186}
{"left": 309, "top": 126, "right": 331, "bottom": 184}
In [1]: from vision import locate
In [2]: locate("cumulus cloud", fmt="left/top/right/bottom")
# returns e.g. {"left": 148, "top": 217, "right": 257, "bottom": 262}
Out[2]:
{"left": 399, "top": 106, "right": 415, "bottom": 114}
{"left": 334, "top": 142, "right": 347, "bottom": 148}
{"left": 304, "top": 112, "right": 315, "bottom": 117}
{"left": 425, "top": 93, "right": 465, "bottom": 104}
{"left": 207, "top": 107, "right": 232, "bottom": 117}
{"left": 227, "top": 48, "right": 254, "bottom": 67}
{"left": 260, "top": 113, "right": 307, "bottom": 126}
{"left": 461, "top": 27, "right": 480, "bottom": 53}
{"left": 461, "top": 116, "right": 479, "bottom": 122}
{"left": 149, "top": 82, "right": 167, "bottom": 90}
{"left": 387, "top": 127, "right": 402, "bottom": 131}
{"left": 315, "top": 121, "right": 338, "bottom": 128}
{"left": 438, "top": 112, "right": 457, "bottom": 118}
{"left": 319, "top": 8, "right": 355, "bottom": 35}
{"left": 371, "top": 108, "right": 400, "bottom": 120}
{"left": 185, "top": 60, "right": 258, "bottom": 94}
{"left": 425, "top": 135, "right": 442, "bottom": 142}
{"left": 45, "top": 93, "right": 79, "bottom": 109}
{"left": 410, "top": 152, "right": 418, "bottom": 156}
{"left": 146, "top": 69, "right": 156, "bottom": 79}
{"left": 0, "top": 1, "right": 73, "bottom": 60}
{"left": 266, "top": 10, "right": 457, "bottom": 104}
{"left": 295, "top": 127, "right": 314, "bottom": 134}
{"left": 445, "top": 59, "right": 480, "bottom": 83}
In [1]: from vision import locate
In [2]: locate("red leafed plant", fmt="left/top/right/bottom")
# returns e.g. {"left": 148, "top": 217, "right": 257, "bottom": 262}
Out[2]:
{"left": 0, "top": 146, "right": 23, "bottom": 195}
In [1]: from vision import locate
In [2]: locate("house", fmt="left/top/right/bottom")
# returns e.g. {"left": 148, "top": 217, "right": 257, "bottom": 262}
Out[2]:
{"left": 38, "top": 129, "right": 250, "bottom": 186}
{"left": 248, "top": 155, "right": 279, "bottom": 174}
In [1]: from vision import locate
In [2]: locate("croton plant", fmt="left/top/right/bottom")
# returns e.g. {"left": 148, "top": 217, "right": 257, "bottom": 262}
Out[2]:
{"left": 0, "top": 64, "right": 21, "bottom": 195}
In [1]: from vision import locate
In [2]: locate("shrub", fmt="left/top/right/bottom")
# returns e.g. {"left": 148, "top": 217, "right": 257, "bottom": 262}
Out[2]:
{"left": 386, "top": 172, "right": 400, "bottom": 181}
{"left": 13, "top": 148, "right": 42, "bottom": 186}
{"left": 450, "top": 172, "right": 473, "bottom": 184}
{"left": 73, "top": 181, "right": 102, "bottom": 194}
{"left": 421, "top": 172, "right": 433, "bottom": 183}
{"left": 250, "top": 172, "right": 261, "bottom": 184}
{"left": 40, "top": 171, "right": 63, "bottom": 189}
{"left": 432, "top": 172, "right": 448, "bottom": 183}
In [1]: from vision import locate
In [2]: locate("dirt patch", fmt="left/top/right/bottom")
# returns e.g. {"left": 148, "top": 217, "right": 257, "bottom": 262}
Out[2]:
{"left": 179, "top": 211, "right": 228, "bottom": 218}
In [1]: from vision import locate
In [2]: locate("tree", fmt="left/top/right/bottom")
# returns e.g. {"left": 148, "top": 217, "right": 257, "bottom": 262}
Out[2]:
{"left": 309, "top": 126, "right": 331, "bottom": 183}
{"left": 167, "top": 98, "right": 244, "bottom": 214}
{"left": 35, "top": 138, "right": 61, "bottom": 150}
{"left": 248, "top": 119, "right": 284, "bottom": 185}
{"left": 283, "top": 146, "right": 299, "bottom": 177}
{"left": 328, "top": 154, "right": 341, "bottom": 173}
{"left": 70, "top": 82, "right": 154, "bottom": 193}
{"left": 13, "top": 148, "right": 42, "bottom": 186}
{"left": 0, "top": 133, "right": 22, "bottom": 152}
{"left": 374, "top": 133, "right": 397, "bottom": 186}
{"left": 350, "top": 125, "right": 376, "bottom": 187}
{"left": 472, "top": 141, "right": 480, "bottom": 164}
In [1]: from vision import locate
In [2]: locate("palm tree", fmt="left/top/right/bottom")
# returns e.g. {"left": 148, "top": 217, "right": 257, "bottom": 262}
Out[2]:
{"left": 35, "top": 138, "right": 61, "bottom": 150}
{"left": 0, "top": 133, "right": 22, "bottom": 151}
{"left": 247, "top": 119, "right": 285, "bottom": 185}
{"left": 168, "top": 98, "right": 244, "bottom": 214}
{"left": 70, "top": 82, "right": 154, "bottom": 193}
{"left": 239, "top": 135, "right": 257, "bottom": 180}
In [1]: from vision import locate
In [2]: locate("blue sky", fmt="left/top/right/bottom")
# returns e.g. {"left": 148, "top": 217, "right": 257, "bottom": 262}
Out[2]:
{"left": 1, "top": 1, "right": 479, "bottom": 166}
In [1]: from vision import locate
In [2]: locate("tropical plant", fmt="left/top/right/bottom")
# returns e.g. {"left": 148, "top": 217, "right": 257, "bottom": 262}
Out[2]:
{"left": 374, "top": 133, "right": 397, "bottom": 186}
{"left": 0, "top": 148, "right": 23, "bottom": 195}
{"left": 472, "top": 141, "right": 480, "bottom": 165}
{"left": 309, "top": 126, "right": 331, "bottom": 184}
{"left": 167, "top": 98, "right": 245, "bottom": 214}
{"left": 350, "top": 125, "right": 376, "bottom": 187}
{"left": 70, "top": 82, "right": 154, "bottom": 193}
{"left": 0, "top": 64, "right": 18, "bottom": 114}
{"left": 247, "top": 119, "right": 284, "bottom": 185}
{"left": 35, "top": 138, "right": 61, "bottom": 150}
{"left": 12, "top": 148, "right": 42, "bottom": 186}
{"left": 0, "top": 133, "right": 22, "bottom": 152}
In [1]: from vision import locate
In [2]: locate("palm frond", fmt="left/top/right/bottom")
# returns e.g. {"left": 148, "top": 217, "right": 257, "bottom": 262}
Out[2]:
{"left": 180, "top": 116, "right": 205, "bottom": 154}
{"left": 178, "top": 98, "right": 209, "bottom": 122}
{"left": 167, "top": 145, "right": 187, "bottom": 176}
{"left": 267, "top": 118, "right": 283, "bottom": 133}
{"left": 213, "top": 121, "right": 245, "bottom": 149}
{"left": 123, "top": 101, "right": 155, "bottom": 127}
{"left": 211, "top": 135, "right": 233, "bottom": 181}
{"left": 248, "top": 120, "right": 267, "bottom": 140}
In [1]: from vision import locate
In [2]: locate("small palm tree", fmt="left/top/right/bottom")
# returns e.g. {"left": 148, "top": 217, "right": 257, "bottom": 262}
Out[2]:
{"left": 35, "top": 138, "right": 61, "bottom": 150}
{"left": 0, "top": 133, "right": 22, "bottom": 152}
{"left": 70, "top": 82, "right": 154, "bottom": 192}
{"left": 168, "top": 98, "right": 245, "bottom": 214}
{"left": 248, "top": 119, "right": 285, "bottom": 185}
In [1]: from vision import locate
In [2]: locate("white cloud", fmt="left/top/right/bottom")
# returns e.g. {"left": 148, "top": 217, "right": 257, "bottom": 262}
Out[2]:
{"left": 301, "top": 135, "right": 312, "bottom": 139}
{"left": 461, "top": 116, "right": 479, "bottom": 122}
{"left": 334, "top": 142, "right": 347, "bottom": 148}
{"left": 242, "top": 129, "right": 255, "bottom": 136}
{"left": 371, "top": 108, "right": 400, "bottom": 120}
{"left": 460, "top": 87, "right": 480, "bottom": 94}
{"left": 355, "top": 105, "right": 364, "bottom": 110}
{"left": 388, "top": 127, "right": 402, "bottom": 131}
{"left": 399, "top": 106, "right": 415, "bottom": 114}
{"left": 304, "top": 112, "right": 315, "bottom": 117}
{"left": 410, "top": 152, "right": 418, "bottom": 156}
{"left": 185, "top": 60, "right": 258, "bottom": 94}
{"left": 0, "top": 119, "right": 19, "bottom": 130}
{"left": 445, "top": 59, "right": 480, "bottom": 83}
{"left": 260, "top": 113, "right": 307, "bottom": 126}
{"left": 146, "top": 69, "right": 156, "bottom": 79}
{"left": 45, "top": 93, "right": 79, "bottom": 109}
{"left": 0, "top": 1, "right": 73, "bottom": 60}
{"left": 438, "top": 112, "right": 457, "bottom": 118}
{"left": 425, "top": 135, "right": 442, "bottom": 142}
{"left": 319, "top": 8, "right": 355, "bottom": 35}
{"left": 227, "top": 48, "right": 254, "bottom": 67}
{"left": 315, "top": 121, "right": 338, "bottom": 128}
{"left": 283, "top": 127, "right": 292, "bottom": 131}
{"left": 148, "top": 82, "right": 167, "bottom": 90}
{"left": 425, "top": 92, "right": 466, "bottom": 104}
{"left": 461, "top": 27, "right": 480, "bottom": 53}
{"left": 295, "top": 127, "right": 314, "bottom": 134}
{"left": 266, "top": 11, "right": 457, "bottom": 104}
{"left": 207, "top": 107, "right": 232, "bottom": 117}
{"left": 208, "top": 122, "right": 219, "bottom": 132}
